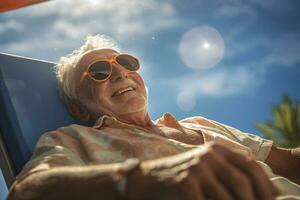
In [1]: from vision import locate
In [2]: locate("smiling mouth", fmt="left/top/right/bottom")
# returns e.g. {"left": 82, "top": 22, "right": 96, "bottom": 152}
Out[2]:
{"left": 112, "top": 87, "right": 135, "bottom": 97}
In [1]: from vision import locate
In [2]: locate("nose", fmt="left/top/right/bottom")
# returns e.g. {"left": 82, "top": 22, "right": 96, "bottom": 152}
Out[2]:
{"left": 109, "top": 61, "right": 129, "bottom": 82}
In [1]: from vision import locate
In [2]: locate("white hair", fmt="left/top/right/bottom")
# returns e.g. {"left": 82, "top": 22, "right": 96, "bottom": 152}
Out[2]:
{"left": 55, "top": 35, "right": 120, "bottom": 103}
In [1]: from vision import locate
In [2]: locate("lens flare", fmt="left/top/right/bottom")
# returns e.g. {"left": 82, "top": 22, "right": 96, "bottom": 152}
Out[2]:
{"left": 177, "top": 91, "right": 196, "bottom": 111}
{"left": 179, "top": 26, "right": 225, "bottom": 69}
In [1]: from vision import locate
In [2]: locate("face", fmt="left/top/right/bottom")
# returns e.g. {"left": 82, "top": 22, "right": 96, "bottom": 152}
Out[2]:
{"left": 74, "top": 49, "right": 148, "bottom": 120}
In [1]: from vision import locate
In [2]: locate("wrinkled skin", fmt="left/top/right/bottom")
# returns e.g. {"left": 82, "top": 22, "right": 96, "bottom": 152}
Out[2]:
{"left": 75, "top": 49, "right": 279, "bottom": 200}
{"left": 74, "top": 49, "right": 152, "bottom": 127}
{"left": 126, "top": 142, "right": 278, "bottom": 200}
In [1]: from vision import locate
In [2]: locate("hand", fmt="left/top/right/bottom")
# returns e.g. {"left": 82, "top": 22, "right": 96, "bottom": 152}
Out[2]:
{"left": 125, "top": 142, "right": 279, "bottom": 200}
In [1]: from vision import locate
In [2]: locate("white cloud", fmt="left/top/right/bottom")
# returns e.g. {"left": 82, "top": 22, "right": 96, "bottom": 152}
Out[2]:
{"left": 155, "top": 66, "right": 258, "bottom": 111}
{"left": 2, "top": 37, "right": 72, "bottom": 53}
{"left": 1, "top": 0, "right": 181, "bottom": 59}
{"left": 225, "top": 29, "right": 300, "bottom": 72}
{"left": 225, "top": 35, "right": 268, "bottom": 59}
{"left": 1, "top": 0, "right": 298, "bottom": 103}
{"left": 200, "top": 68, "right": 256, "bottom": 96}
{"left": 0, "top": 20, "right": 24, "bottom": 35}
{"left": 168, "top": 67, "right": 257, "bottom": 100}
{"left": 52, "top": 20, "right": 88, "bottom": 39}
{"left": 10, "top": 0, "right": 180, "bottom": 39}
{"left": 268, "top": 33, "right": 300, "bottom": 66}
{"left": 213, "top": 0, "right": 257, "bottom": 17}
{"left": 214, "top": 0, "right": 294, "bottom": 17}
{"left": 216, "top": 4, "right": 256, "bottom": 17}
{"left": 177, "top": 91, "right": 197, "bottom": 111}
{"left": 247, "top": 0, "right": 294, "bottom": 14}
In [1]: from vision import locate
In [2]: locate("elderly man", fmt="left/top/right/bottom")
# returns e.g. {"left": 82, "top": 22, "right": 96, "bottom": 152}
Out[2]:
{"left": 8, "top": 35, "right": 300, "bottom": 200}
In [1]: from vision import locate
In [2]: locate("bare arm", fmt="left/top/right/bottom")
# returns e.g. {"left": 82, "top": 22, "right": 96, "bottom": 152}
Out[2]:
{"left": 7, "top": 131, "right": 141, "bottom": 200}
{"left": 9, "top": 142, "right": 278, "bottom": 200}
{"left": 265, "top": 146, "right": 300, "bottom": 184}
{"left": 8, "top": 163, "right": 134, "bottom": 200}
{"left": 126, "top": 142, "right": 278, "bottom": 200}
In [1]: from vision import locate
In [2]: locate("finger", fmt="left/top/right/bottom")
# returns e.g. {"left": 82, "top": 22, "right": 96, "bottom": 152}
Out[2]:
{"left": 142, "top": 150, "right": 197, "bottom": 171}
{"left": 180, "top": 175, "right": 205, "bottom": 200}
{"left": 228, "top": 157, "right": 279, "bottom": 199}
{"left": 203, "top": 151, "right": 256, "bottom": 200}
{"left": 195, "top": 161, "right": 234, "bottom": 200}
{"left": 217, "top": 145, "right": 279, "bottom": 198}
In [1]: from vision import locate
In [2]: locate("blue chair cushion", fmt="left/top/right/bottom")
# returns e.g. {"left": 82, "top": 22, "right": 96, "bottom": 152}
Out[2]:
{"left": 0, "top": 52, "right": 81, "bottom": 174}
{"left": 0, "top": 168, "right": 8, "bottom": 200}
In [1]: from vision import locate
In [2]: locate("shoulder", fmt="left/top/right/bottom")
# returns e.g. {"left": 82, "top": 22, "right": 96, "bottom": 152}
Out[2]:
{"left": 180, "top": 115, "right": 211, "bottom": 124}
{"left": 180, "top": 116, "right": 273, "bottom": 161}
{"left": 36, "top": 124, "right": 92, "bottom": 147}
{"left": 179, "top": 115, "right": 226, "bottom": 131}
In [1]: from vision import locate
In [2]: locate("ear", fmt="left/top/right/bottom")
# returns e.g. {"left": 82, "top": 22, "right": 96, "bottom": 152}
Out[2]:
{"left": 68, "top": 101, "right": 91, "bottom": 122}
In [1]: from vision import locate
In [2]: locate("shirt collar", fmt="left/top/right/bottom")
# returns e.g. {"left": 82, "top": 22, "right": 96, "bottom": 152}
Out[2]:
{"left": 93, "top": 112, "right": 183, "bottom": 130}
{"left": 93, "top": 115, "right": 116, "bottom": 129}
{"left": 156, "top": 112, "right": 184, "bottom": 130}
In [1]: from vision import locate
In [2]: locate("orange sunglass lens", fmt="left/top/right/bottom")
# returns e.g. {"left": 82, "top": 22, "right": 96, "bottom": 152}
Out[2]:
{"left": 116, "top": 55, "right": 139, "bottom": 71}
{"left": 88, "top": 61, "right": 111, "bottom": 80}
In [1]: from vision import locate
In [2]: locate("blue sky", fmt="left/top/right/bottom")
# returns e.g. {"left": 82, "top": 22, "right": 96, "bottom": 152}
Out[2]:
{"left": 0, "top": 0, "right": 300, "bottom": 137}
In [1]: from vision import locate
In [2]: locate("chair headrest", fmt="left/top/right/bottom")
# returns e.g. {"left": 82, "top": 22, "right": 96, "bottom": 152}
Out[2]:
{"left": 0, "top": 52, "right": 80, "bottom": 173}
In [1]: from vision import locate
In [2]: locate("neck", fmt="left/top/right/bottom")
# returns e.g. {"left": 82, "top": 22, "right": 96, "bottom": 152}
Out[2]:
{"left": 117, "top": 111, "right": 156, "bottom": 129}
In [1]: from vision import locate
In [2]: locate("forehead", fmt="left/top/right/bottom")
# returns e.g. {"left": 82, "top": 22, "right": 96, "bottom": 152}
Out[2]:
{"left": 77, "top": 49, "right": 120, "bottom": 70}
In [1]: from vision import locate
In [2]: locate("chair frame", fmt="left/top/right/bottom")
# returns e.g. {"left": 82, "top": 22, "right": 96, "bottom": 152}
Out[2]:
{"left": 0, "top": 130, "right": 15, "bottom": 188}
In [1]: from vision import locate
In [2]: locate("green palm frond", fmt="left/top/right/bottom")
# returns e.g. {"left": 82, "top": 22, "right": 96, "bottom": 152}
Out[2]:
{"left": 296, "top": 104, "right": 300, "bottom": 136}
{"left": 256, "top": 95, "right": 300, "bottom": 148}
{"left": 281, "top": 96, "right": 293, "bottom": 135}
{"left": 255, "top": 123, "right": 274, "bottom": 139}
{"left": 273, "top": 107, "right": 286, "bottom": 132}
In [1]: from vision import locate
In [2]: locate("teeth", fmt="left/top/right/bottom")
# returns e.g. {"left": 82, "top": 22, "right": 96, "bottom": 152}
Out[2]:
{"left": 116, "top": 87, "right": 134, "bottom": 96}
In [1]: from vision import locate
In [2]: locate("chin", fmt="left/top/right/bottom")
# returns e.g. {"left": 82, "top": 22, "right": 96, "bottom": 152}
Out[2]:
{"left": 119, "top": 98, "right": 147, "bottom": 115}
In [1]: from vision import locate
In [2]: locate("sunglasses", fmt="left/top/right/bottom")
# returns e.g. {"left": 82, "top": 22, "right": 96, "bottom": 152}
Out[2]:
{"left": 80, "top": 54, "right": 140, "bottom": 82}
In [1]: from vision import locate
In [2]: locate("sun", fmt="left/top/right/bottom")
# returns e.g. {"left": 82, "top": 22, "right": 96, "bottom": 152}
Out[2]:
{"left": 202, "top": 41, "right": 211, "bottom": 49}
